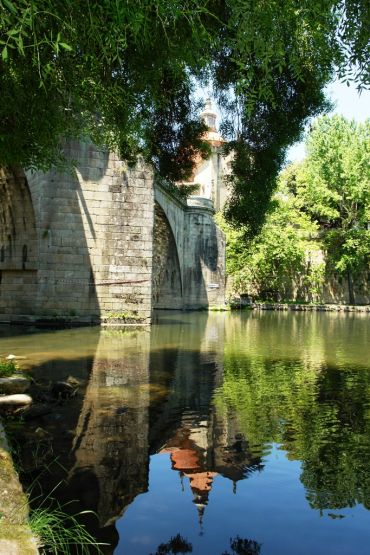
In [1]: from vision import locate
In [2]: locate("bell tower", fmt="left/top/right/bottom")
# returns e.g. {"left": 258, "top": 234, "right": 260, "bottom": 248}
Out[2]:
{"left": 188, "top": 98, "right": 230, "bottom": 211}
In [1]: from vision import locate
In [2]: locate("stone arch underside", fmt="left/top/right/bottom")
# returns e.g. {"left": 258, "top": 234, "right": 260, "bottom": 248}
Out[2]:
{"left": 0, "top": 167, "right": 38, "bottom": 317}
{"left": 152, "top": 201, "right": 183, "bottom": 309}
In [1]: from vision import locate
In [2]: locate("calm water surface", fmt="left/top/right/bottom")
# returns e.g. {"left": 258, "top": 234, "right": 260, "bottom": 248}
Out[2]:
{"left": 1, "top": 311, "right": 369, "bottom": 555}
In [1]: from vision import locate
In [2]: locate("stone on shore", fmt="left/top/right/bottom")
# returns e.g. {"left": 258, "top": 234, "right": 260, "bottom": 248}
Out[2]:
{"left": 0, "top": 376, "right": 30, "bottom": 394}
{"left": 0, "top": 394, "right": 32, "bottom": 406}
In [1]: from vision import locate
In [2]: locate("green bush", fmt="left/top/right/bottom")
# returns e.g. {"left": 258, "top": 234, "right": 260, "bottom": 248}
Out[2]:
{"left": 0, "top": 360, "right": 18, "bottom": 377}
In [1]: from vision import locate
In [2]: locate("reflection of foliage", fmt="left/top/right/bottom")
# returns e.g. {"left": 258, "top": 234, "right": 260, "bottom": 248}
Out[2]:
{"left": 301, "top": 368, "right": 370, "bottom": 511}
{"left": 151, "top": 534, "right": 192, "bottom": 555}
{"left": 214, "top": 351, "right": 370, "bottom": 511}
{"left": 222, "top": 536, "right": 261, "bottom": 555}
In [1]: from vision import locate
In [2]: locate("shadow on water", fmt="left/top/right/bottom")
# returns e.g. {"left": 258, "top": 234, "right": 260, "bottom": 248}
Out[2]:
{"left": 1, "top": 311, "right": 369, "bottom": 554}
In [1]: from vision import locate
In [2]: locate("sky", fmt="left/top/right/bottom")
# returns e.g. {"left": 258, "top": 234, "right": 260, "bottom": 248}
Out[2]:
{"left": 286, "top": 80, "right": 370, "bottom": 163}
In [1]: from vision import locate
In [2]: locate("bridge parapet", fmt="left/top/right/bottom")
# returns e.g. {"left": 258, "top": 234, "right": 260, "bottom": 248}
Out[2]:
{"left": 186, "top": 197, "right": 214, "bottom": 212}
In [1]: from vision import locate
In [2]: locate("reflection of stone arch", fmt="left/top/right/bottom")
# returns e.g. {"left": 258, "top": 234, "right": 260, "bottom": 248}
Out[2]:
{"left": 152, "top": 201, "right": 183, "bottom": 309}
{"left": 0, "top": 167, "right": 38, "bottom": 271}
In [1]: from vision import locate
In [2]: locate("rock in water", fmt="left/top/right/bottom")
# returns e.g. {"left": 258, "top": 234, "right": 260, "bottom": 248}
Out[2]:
{"left": 0, "top": 376, "right": 30, "bottom": 394}
{"left": 51, "top": 381, "right": 77, "bottom": 399}
{"left": 0, "top": 394, "right": 32, "bottom": 406}
{"left": 21, "top": 404, "right": 53, "bottom": 420}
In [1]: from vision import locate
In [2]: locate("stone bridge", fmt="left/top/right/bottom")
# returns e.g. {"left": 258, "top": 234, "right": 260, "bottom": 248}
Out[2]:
{"left": 0, "top": 140, "right": 225, "bottom": 324}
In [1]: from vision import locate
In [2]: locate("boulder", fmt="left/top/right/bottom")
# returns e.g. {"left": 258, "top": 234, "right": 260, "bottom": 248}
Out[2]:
{"left": 0, "top": 394, "right": 32, "bottom": 406}
{"left": 0, "top": 376, "right": 30, "bottom": 394}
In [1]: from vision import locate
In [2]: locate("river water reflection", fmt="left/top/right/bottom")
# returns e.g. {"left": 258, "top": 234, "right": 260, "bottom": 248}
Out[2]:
{"left": 1, "top": 311, "right": 369, "bottom": 554}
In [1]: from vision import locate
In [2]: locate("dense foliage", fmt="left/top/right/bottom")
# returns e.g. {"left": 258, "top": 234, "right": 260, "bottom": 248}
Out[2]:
{"left": 293, "top": 115, "right": 370, "bottom": 302}
{"left": 0, "top": 1, "right": 369, "bottom": 228}
{"left": 217, "top": 170, "right": 323, "bottom": 301}
{"left": 0, "top": 358, "right": 18, "bottom": 377}
{"left": 220, "top": 67, "right": 330, "bottom": 235}
{"left": 220, "top": 115, "right": 370, "bottom": 302}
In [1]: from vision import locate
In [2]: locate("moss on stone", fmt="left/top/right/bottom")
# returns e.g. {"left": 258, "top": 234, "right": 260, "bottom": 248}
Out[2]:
{"left": 0, "top": 524, "right": 39, "bottom": 555}
{"left": 0, "top": 422, "right": 38, "bottom": 553}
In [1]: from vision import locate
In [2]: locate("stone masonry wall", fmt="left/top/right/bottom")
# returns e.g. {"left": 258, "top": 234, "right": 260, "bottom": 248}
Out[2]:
{"left": 0, "top": 141, "right": 155, "bottom": 323}
{"left": 152, "top": 202, "right": 183, "bottom": 309}
{"left": 0, "top": 141, "right": 226, "bottom": 323}
{"left": 183, "top": 198, "right": 226, "bottom": 309}
{"left": 153, "top": 188, "right": 226, "bottom": 310}
{"left": 0, "top": 168, "right": 39, "bottom": 319}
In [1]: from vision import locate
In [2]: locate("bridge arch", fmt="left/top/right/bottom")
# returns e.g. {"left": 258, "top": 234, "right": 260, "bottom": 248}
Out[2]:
{"left": 0, "top": 167, "right": 38, "bottom": 271}
{"left": 0, "top": 167, "right": 39, "bottom": 318}
{"left": 0, "top": 143, "right": 225, "bottom": 323}
{"left": 152, "top": 199, "right": 183, "bottom": 309}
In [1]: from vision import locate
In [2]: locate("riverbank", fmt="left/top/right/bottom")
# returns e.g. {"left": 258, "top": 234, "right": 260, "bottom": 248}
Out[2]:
{"left": 249, "top": 302, "right": 370, "bottom": 312}
{"left": 0, "top": 421, "right": 38, "bottom": 554}
{"left": 216, "top": 301, "right": 370, "bottom": 313}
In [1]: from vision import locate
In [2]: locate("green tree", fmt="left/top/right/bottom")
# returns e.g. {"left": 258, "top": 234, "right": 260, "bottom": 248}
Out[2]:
{"left": 0, "top": 1, "right": 369, "bottom": 229}
{"left": 217, "top": 173, "right": 321, "bottom": 301}
{"left": 220, "top": 115, "right": 369, "bottom": 303}
{"left": 296, "top": 115, "right": 370, "bottom": 303}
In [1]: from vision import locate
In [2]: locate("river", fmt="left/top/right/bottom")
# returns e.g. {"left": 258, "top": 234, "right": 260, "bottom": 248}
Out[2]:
{"left": 1, "top": 310, "right": 369, "bottom": 554}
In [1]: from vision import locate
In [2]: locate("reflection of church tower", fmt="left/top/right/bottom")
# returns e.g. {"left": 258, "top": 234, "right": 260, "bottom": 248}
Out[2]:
{"left": 165, "top": 444, "right": 217, "bottom": 528}
{"left": 151, "top": 313, "right": 262, "bottom": 535}
{"left": 188, "top": 470, "right": 217, "bottom": 531}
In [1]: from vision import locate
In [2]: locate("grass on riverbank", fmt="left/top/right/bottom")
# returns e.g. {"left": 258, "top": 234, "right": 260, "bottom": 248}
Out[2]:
{"left": 3, "top": 411, "right": 105, "bottom": 554}
{"left": 29, "top": 504, "right": 104, "bottom": 555}
{"left": 0, "top": 360, "right": 18, "bottom": 377}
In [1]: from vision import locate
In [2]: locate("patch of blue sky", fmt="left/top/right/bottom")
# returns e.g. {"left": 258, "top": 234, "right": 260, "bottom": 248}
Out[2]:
{"left": 286, "top": 80, "right": 370, "bottom": 163}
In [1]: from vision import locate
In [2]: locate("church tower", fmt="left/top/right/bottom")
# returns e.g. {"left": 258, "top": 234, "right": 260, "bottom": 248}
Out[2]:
{"left": 187, "top": 98, "right": 230, "bottom": 212}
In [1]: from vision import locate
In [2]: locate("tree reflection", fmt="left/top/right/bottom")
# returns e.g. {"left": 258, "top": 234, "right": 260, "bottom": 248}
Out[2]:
{"left": 151, "top": 533, "right": 193, "bottom": 554}
{"left": 150, "top": 535, "right": 261, "bottom": 555}
{"left": 222, "top": 536, "right": 261, "bottom": 555}
{"left": 215, "top": 352, "right": 370, "bottom": 511}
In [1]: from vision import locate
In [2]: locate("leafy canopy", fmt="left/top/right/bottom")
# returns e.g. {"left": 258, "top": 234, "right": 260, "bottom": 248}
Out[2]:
{"left": 0, "top": 1, "right": 369, "bottom": 228}
{"left": 221, "top": 115, "right": 369, "bottom": 302}
{"left": 217, "top": 170, "right": 321, "bottom": 301}
{"left": 295, "top": 115, "right": 370, "bottom": 276}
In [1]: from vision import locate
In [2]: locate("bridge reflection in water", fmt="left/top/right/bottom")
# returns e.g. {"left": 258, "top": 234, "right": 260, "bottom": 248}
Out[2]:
{"left": 4, "top": 310, "right": 370, "bottom": 555}
{"left": 65, "top": 312, "right": 261, "bottom": 550}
